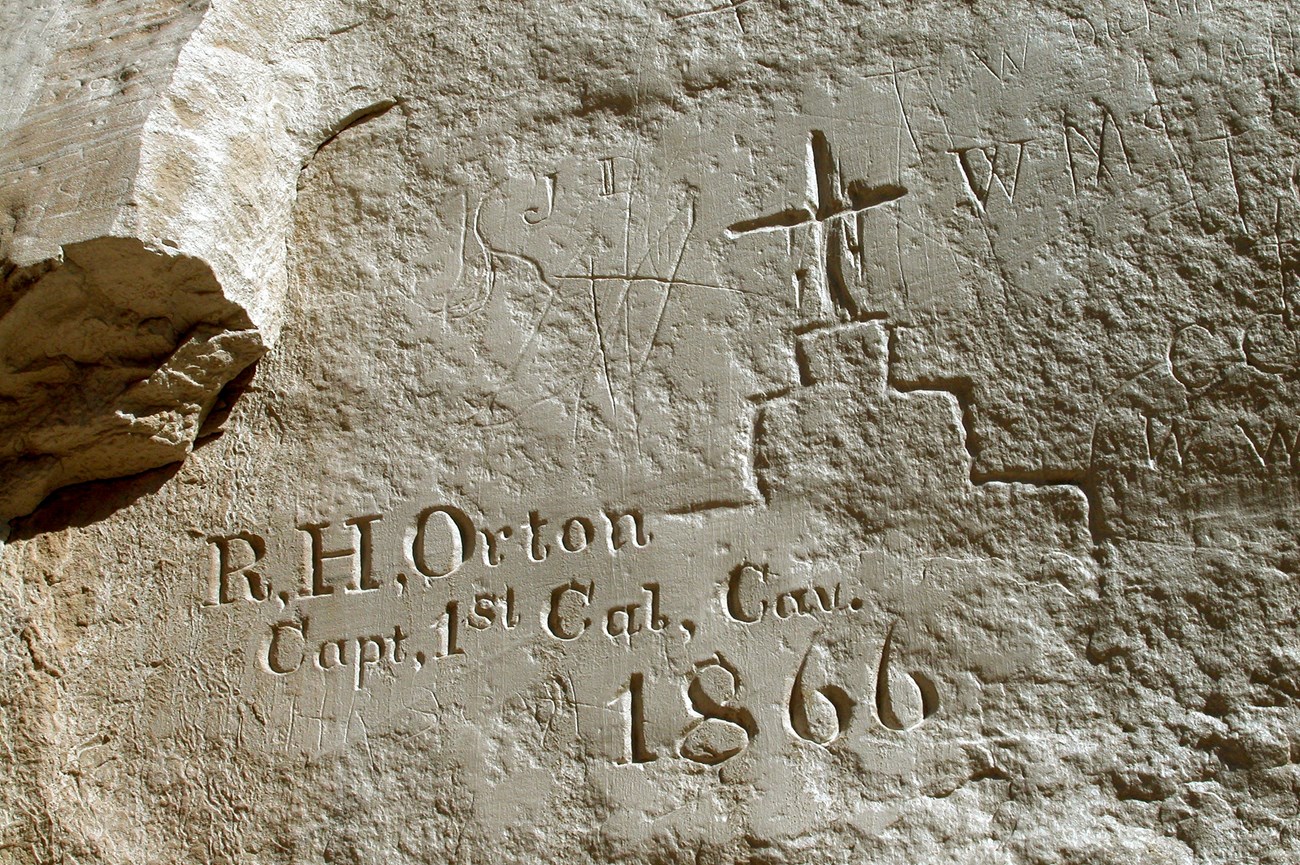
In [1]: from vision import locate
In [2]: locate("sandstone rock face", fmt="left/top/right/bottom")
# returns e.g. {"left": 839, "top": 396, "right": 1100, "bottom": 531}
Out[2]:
{"left": 0, "top": 238, "right": 262, "bottom": 520}
{"left": 3, "top": 1, "right": 1300, "bottom": 863}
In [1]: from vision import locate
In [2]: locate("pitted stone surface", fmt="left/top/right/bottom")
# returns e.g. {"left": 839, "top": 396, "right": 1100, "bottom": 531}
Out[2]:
{"left": 3, "top": 2, "right": 1300, "bottom": 864}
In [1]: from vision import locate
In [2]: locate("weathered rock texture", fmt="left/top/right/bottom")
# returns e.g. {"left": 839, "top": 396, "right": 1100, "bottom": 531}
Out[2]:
{"left": 0, "top": 0, "right": 395, "bottom": 519}
{"left": 4, "top": 1, "right": 1300, "bottom": 863}
{"left": 0, "top": 238, "right": 262, "bottom": 519}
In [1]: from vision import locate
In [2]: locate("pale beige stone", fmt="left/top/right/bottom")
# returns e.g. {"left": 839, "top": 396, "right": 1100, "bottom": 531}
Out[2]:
{"left": 3, "top": 1, "right": 1300, "bottom": 863}
{"left": 1, "top": 0, "right": 395, "bottom": 518}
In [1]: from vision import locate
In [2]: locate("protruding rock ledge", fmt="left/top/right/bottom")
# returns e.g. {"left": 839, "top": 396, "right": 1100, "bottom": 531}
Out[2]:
{"left": 0, "top": 0, "right": 394, "bottom": 522}
{"left": 0, "top": 236, "right": 265, "bottom": 522}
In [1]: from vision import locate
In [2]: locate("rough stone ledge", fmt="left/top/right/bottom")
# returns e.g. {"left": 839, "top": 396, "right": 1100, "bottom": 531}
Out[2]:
{"left": 0, "top": 236, "right": 264, "bottom": 523}
{"left": 0, "top": 0, "right": 391, "bottom": 524}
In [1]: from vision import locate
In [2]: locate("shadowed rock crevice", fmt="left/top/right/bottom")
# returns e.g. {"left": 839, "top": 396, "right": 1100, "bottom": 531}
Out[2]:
{"left": 0, "top": 236, "right": 264, "bottom": 523}
{"left": 6, "top": 461, "right": 183, "bottom": 541}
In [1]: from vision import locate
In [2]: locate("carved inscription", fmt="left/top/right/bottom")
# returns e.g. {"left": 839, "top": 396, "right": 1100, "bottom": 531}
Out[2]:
{"left": 1090, "top": 322, "right": 1300, "bottom": 543}
{"left": 199, "top": 505, "right": 953, "bottom": 765}
{"left": 949, "top": 141, "right": 1028, "bottom": 211}
{"left": 188, "top": 124, "right": 1076, "bottom": 772}
{"left": 611, "top": 619, "right": 941, "bottom": 765}
{"left": 728, "top": 128, "right": 907, "bottom": 322}
{"left": 207, "top": 504, "right": 651, "bottom": 606}
{"left": 203, "top": 504, "right": 652, "bottom": 688}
